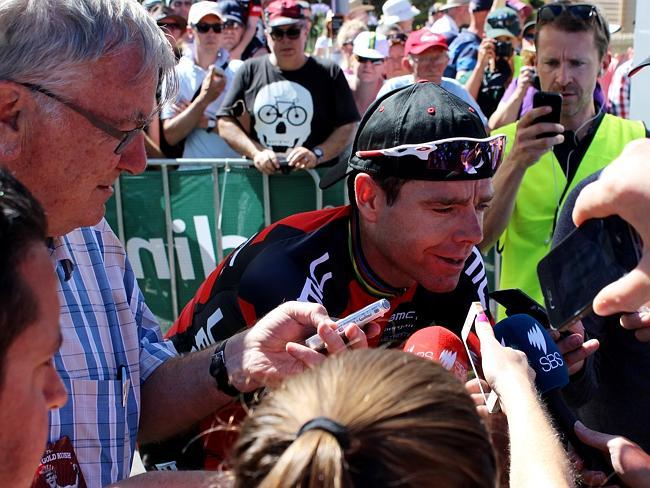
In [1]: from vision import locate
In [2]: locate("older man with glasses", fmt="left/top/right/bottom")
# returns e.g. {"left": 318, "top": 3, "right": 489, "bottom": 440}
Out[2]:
{"left": 216, "top": 0, "right": 360, "bottom": 175}
{"left": 0, "top": 0, "right": 372, "bottom": 485}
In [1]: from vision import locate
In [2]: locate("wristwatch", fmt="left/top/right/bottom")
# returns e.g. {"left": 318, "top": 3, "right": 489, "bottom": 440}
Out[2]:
{"left": 209, "top": 339, "right": 240, "bottom": 397}
{"left": 313, "top": 147, "right": 324, "bottom": 163}
{"left": 206, "top": 119, "right": 216, "bottom": 133}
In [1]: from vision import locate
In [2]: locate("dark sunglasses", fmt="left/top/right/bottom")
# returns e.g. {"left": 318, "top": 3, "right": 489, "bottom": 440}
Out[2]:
{"left": 486, "top": 13, "right": 519, "bottom": 31}
{"left": 194, "top": 22, "right": 223, "bottom": 34}
{"left": 270, "top": 26, "right": 302, "bottom": 40}
{"left": 224, "top": 20, "right": 242, "bottom": 29}
{"left": 387, "top": 33, "right": 407, "bottom": 44}
{"left": 356, "top": 135, "right": 506, "bottom": 180}
{"left": 158, "top": 22, "right": 183, "bottom": 31}
{"left": 355, "top": 55, "right": 383, "bottom": 65}
{"left": 537, "top": 4, "right": 604, "bottom": 29}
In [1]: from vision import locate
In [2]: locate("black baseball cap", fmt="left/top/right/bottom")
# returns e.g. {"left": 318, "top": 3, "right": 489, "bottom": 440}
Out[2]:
{"left": 319, "top": 82, "right": 502, "bottom": 189}
{"left": 216, "top": 0, "right": 244, "bottom": 25}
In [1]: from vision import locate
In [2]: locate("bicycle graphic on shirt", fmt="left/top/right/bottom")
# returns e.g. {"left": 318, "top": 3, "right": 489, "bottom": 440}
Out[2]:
{"left": 257, "top": 99, "right": 308, "bottom": 126}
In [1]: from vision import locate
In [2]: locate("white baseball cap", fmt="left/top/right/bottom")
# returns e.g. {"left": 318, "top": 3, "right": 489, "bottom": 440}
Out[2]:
{"left": 380, "top": 0, "right": 420, "bottom": 25}
{"left": 188, "top": 1, "right": 225, "bottom": 26}
{"left": 353, "top": 31, "right": 389, "bottom": 59}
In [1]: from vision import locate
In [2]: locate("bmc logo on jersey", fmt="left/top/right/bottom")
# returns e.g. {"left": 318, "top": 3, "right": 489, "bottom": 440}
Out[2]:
{"left": 539, "top": 352, "right": 564, "bottom": 372}
{"left": 297, "top": 252, "right": 332, "bottom": 305}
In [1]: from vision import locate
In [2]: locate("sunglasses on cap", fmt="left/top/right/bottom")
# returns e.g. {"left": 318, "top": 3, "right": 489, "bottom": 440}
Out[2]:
{"left": 355, "top": 55, "right": 384, "bottom": 65}
{"left": 537, "top": 3, "right": 604, "bottom": 29}
{"left": 356, "top": 135, "right": 506, "bottom": 179}
{"left": 194, "top": 22, "right": 223, "bottom": 34}
{"left": 270, "top": 26, "right": 302, "bottom": 40}
{"left": 486, "top": 14, "right": 519, "bottom": 31}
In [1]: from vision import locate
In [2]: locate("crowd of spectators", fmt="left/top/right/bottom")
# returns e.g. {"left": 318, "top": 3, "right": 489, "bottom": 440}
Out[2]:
{"left": 1, "top": 0, "right": 650, "bottom": 487}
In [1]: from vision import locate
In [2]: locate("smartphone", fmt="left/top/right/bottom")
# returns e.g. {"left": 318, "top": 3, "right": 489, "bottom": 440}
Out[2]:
{"left": 489, "top": 289, "right": 551, "bottom": 329}
{"left": 538, "top": 216, "right": 643, "bottom": 330}
{"left": 331, "top": 14, "right": 344, "bottom": 37}
{"left": 277, "top": 158, "right": 292, "bottom": 175}
{"left": 460, "top": 302, "right": 500, "bottom": 413}
{"left": 305, "top": 299, "right": 390, "bottom": 352}
{"left": 532, "top": 91, "right": 562, "bottom": 139}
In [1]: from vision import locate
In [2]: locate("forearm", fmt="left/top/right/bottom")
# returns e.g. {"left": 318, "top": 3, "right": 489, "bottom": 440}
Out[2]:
{"left": 479, "top": 154, "right": 527, "bottom": 251}
{"left": 218, "top": 116, "right": 264, "bottom": 159}
{"left": 106, "top": 470, "right": 228, "bottom": 487}
{"left": 502, "top": 386, "right": 575, "bottom": 487}
{"left": 465, "top": 63, "right": 485, "bottom": 100}
{"left": 163, "top": 98, "right": 210, "bottom": 145}
{"left": 138, "top": 346, "right": 233, "bottom": 443}
{"left": 488, "top": 90, "right": 526, "bottom": 131}
{"left": 230, "top": 20, "right": 258, "bottom": 60}
{"left": 317, "top": 122, "right": 357, "bottom": 163}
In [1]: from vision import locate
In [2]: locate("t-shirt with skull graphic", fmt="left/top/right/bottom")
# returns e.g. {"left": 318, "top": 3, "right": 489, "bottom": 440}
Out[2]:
{"left": 218, "top": 55, "right": 360, "bottom": 165}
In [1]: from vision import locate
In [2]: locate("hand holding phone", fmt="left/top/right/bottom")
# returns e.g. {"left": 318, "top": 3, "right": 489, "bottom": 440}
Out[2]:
{"left": 532, "top": 91, "right": 563, "bottom": 139}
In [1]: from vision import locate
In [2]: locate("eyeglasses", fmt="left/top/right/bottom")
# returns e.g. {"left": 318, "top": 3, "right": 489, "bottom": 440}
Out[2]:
{"left": 19, "top": 82, "right": 147, "bottom": 155}
{"left": 158, "top": 22, "right": 183, "bottom": 31}
{"left": 356, "top": 135, "right": 506, "bottom": 179}
{"left": 224, "top": 20, "right": 242, "bottom": 30}
{"left": 269, "top": 26, "right": 302, "bottom": 40}
{"left": 194, "top": 22, "right": 223, "bottom": 34}
{"left": 537, "top": 4, "right": 605, "bottom": 31}
{"left": 355, "top": 55, "right": 384, "bottom": 65}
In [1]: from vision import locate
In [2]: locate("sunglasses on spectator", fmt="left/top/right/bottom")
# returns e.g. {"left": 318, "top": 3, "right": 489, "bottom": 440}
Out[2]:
{"left": 486, "top": 14, "right": 519, "bottom": 31}
{"left": 158, "top": 22, "right": 183, "bottom": 31}
{"left": 194, "top": 22, "right": 223, "bottom": 34}
{"left": 356, "top": 135, "right": 506, "bottom": 179}
{"left": 537, "top": 3, "right": 604, "bottom": 29}
{"left": 355, "top": 55, "right": 384, "bottom": 65}
{"left": 270, "top": 26, "right": 302, "bottom": 40}
{"left": 18, "top": 82, "right": 149, "bottom": 155}
{"left": 224, "top": 20, "right": 242, "bottom": 29}
{"left": 387, "top": 33, "right": 407, "bottom": 44}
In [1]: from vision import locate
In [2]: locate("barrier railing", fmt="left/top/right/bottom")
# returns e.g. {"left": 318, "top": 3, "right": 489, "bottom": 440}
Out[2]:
{"left": 106, "top": 158, "right": 500, "bottom": 331}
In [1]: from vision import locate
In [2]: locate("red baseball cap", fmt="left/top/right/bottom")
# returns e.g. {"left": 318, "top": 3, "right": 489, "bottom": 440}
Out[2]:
{"left": 404, "top": 28, "right": 448, "bottom": 56}
{"left": 265, "top": 0, "right": 304, "bottom": 27}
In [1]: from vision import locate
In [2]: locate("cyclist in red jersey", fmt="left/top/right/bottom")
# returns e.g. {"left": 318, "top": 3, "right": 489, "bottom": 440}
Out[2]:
{"left": 161, "top": 81, "right": 506, "bottom": 469}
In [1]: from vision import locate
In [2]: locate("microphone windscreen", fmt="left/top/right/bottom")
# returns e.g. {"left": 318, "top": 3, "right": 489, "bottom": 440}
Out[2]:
{"left": 493, "top": 314, "right": 569, "bottom": 393}
{"left": 403, "top": 326, "right": 469, "bottom": 381}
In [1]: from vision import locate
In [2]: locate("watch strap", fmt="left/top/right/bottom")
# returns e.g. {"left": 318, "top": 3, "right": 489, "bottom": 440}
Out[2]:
{"left": 209, "top": 339, "right": 240, "bottom": 397}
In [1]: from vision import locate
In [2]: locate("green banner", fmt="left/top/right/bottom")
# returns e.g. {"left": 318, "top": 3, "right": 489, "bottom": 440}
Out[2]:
{"left": 106, "top": 166, "right": 498, "bottom": 332}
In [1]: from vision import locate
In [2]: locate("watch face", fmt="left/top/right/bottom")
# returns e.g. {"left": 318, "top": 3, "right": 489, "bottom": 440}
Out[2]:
{"left": 314, "top": 148, "right": 324, "bottom": 158}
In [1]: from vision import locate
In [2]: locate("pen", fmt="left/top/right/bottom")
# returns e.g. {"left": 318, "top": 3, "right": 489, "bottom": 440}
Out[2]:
{"left": 118, "top": 365, "right": 129, "bottom": 408}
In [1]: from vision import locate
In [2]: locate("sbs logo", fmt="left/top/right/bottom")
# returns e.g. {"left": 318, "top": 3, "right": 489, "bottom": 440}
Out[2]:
{"left": 538, "top": 352, "right": 564, "bottom": 372}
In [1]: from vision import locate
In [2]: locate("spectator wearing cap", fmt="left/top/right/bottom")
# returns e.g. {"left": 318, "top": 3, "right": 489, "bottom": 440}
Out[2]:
{"left": 431, "top": 0, "right": 471, "bottom": 46}
{"left": 379, "top": 0, "right": 419, "bottom": 34}
{"left": 446, "top": 0, "right": 491, "bottom": 81}
{"left": 347, "top": 0, "right": 375, "bottom": 23}
{"left": 169, "top": 0, "right": 195, "bottom": 21}
{"left": 335, "top": 19, "right": 368, "bottom": 74}
{"left": 377, "top": 28, "right": 487, "bottom": 126}
{"left": 217, "top": 0, "right": 360, "bottom": 174}
{"left": 427, "top": 2, "right": 445, "bottom": 27}
{"left": 464, "top": 7, "right": 521, "bottom": 118}
{"left": 161, "top": 1, "right": 243, "bottom": 168}
{"left": 216, "top": 0, "right": 269, "bottom": 60}
{"left": 347, "top": 31, "right": 388, "bottom": 114}
{"left": 150, "top": 5, "right": 188, "bottom": 58}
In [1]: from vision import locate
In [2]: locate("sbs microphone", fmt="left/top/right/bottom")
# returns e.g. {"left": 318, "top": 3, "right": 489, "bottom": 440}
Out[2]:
{"left": 494, "top": 314, "right": 616, "bottom": 474}
{"left": 403, "top": 326, "right": 470, "bottom": 382}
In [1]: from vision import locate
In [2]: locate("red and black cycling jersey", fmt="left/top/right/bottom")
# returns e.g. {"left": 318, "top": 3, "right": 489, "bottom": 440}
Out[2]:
{"left": 168, "top": 205, "right": 490, "bottom": 350}
{"left": 163, "top": 205, "right": 490, "bottom": 468}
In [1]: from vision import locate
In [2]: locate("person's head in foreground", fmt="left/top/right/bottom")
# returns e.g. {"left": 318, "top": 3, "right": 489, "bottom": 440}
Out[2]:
{"left": 232, "top": 348, "right": 496, "bottom": 487}
{"left": 0, "top": 0, "right": 177, "bottom": 237}
{"left": 0, "top": 168, "right": 67, "bottom": 487}
{"left": 320, "top": 82, "right": 504, "bottom": 293}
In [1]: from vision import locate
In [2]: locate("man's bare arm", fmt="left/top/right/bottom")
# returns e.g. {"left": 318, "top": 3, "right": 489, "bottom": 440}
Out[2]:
{"left": 317, "top": 121, "right": 358, "bottom": 163}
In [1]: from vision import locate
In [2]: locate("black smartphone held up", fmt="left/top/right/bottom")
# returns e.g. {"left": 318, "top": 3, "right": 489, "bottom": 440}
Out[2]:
{"left": 537, "top": 216, "right": 643, "bottom": 331}
{"left": 532, "top": 91, "right": 562, "bottom": 139}
{"left": 489, "top": 288, "right": 551, "bottom": 329}
{"left": 331, "top": 14, "right": 344, "bottom": 36}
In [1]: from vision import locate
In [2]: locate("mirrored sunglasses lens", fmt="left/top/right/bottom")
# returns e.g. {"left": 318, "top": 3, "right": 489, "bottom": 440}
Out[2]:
{"left": 427, "top": 138, "right": 504, "bottom": 175}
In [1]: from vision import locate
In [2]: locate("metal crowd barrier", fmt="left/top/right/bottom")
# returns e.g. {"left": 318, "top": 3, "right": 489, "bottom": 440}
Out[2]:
{"left": 107, "top": 158, "right": 500, "bottom": 329}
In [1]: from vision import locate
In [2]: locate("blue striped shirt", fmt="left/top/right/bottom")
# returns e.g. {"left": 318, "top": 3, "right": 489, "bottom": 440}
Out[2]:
{"left": 47, "top": 220, "right": 177, "bottom": 487}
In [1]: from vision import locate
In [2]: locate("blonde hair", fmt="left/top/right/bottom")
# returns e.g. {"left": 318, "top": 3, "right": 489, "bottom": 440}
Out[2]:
{"left": 232, "top": 349, "right": 496, "bottom": 488}
{"left": 336, "top": 19, "right": 368, "bottom": 47}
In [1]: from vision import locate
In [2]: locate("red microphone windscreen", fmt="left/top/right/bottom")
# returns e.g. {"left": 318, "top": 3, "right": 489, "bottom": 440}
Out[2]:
{"left": 403, "top": 326, "right": 469, "bottom": 381}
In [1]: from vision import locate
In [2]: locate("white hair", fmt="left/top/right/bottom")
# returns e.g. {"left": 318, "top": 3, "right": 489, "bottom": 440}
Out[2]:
{"left": 0, "top": 0, "right": 177, "bottom": 104}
